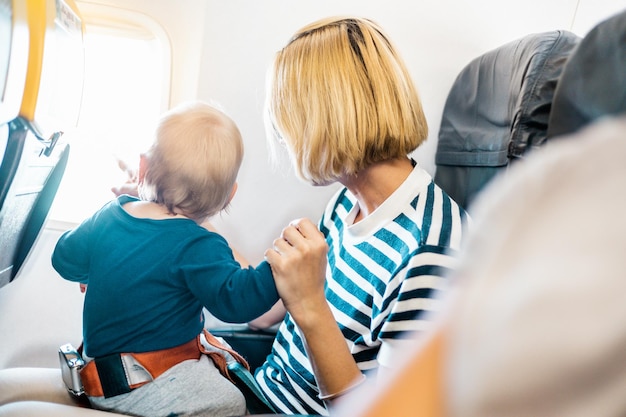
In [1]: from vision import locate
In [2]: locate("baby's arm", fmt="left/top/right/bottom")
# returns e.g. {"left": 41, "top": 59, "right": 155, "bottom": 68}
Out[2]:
{"left": 200, "top": 221, "right": 287, "bottom": 327}
{"left": 200, "top": 221, "right": 250, "bottom": 267}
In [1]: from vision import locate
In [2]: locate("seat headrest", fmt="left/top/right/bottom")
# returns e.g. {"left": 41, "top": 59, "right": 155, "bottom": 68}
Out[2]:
{"left": 437, "top": 30, "right": 580, "bottom": 167}
{"left": 434, "top": 30, "right": 579, "bottom": 209}
{"left": 547, "top": 10, "right": 626, "bottom": 138}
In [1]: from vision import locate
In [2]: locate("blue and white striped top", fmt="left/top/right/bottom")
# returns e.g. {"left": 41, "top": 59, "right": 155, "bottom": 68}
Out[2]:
{"left": 255, "top": 164, "right": 469, "bottom": 415}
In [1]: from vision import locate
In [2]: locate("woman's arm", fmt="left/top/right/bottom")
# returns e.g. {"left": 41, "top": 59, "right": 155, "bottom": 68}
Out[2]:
{"left": 264, "top": 218, "right": 365, "bottom": 406}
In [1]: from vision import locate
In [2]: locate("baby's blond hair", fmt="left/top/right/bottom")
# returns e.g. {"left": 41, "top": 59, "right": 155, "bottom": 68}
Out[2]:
{"left": 140, "top": 101, "right": 243, "bottom": 221}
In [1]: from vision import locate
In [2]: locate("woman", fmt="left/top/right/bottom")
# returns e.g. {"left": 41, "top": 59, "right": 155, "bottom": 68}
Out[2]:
{"left": 257, "top": 16, "right": 469, "bottom": 415}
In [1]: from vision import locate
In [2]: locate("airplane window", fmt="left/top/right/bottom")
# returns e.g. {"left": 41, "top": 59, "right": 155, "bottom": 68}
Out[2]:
{"left": 48, "top": 5, "right": 170, "bottom": 226}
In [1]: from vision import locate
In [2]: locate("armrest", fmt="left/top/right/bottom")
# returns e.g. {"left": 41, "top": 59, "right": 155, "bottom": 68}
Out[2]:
{"left": 227, "top": 362, "right": 277, "bottom": 415}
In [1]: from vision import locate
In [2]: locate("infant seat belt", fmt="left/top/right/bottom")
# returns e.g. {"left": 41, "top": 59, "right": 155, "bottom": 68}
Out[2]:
{"left": 80, "top": 329, "right": 249, "bottom": 398}
{"left": 198, "top": 328, "right": 250, "bottom": 382}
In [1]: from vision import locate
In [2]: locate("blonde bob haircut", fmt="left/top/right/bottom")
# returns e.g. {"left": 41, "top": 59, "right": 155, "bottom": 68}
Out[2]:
{"left": 266, "top": 16, "right": 428, "bottom": 184}
{"left": 139, "top": 101, "right": 243, "bottom": 222}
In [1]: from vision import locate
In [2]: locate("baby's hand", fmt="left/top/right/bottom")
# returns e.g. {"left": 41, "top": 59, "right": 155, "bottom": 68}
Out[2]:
{"left": 111, "top": 182, "right": 139, "bottom": 197}
{"left": 79, "top": 283, "right": 87, "bottom": 293}
{"left": 111, "top": 158, "right": 139, "bottom": 197}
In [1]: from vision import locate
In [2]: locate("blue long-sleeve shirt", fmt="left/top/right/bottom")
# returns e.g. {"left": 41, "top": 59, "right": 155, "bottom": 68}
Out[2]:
{"left": 52, "top": 195, "right": 277, "bottom": 358}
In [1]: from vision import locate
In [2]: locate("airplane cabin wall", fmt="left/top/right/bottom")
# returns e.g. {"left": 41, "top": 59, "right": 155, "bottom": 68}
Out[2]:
{"left": 1, "top": 0, "right": 624, "bottom": 370}
{"left": 199, "top": 0, "right": 626, "bottom": 265}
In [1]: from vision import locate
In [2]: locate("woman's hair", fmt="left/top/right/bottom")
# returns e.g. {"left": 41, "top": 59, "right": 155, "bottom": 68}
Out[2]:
{"left": 139, "top": 101, "right": 243, "bottom": 221}
{"left": 265, "top": 16, "right": 428, "bottom": 184}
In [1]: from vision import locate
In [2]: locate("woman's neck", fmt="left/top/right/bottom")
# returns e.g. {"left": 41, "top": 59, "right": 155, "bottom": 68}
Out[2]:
{"left": 340, "top": 157, "right": 414, "bottom": 223}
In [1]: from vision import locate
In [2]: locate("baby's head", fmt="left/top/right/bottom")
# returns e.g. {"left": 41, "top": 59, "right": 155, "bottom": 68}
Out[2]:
{"left": 139, "top": 101, "right": 243, "bottom": 222}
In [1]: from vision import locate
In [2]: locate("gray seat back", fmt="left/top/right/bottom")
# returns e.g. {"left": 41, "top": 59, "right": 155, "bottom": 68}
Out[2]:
{"left": 434, "top": 30, "right": 579, "bottom": 211}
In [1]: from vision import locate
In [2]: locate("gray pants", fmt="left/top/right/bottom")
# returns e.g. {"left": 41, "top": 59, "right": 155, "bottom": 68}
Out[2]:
{"left": 88, "top": 355, "right": 246, "bottom": 417}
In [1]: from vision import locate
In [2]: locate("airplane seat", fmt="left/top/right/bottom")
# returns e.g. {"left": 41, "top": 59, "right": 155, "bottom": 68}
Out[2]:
{"left": 546, "top": 9, "right": 626, "bottom": 139}
{"left": 434, "top": 30, "right": 580, "bottom": 212}
{"left": 0, "top": 0, "right": 84, "bottom": 289}
{"left": 0, "top": 118, "right": 70, "bottom": 288}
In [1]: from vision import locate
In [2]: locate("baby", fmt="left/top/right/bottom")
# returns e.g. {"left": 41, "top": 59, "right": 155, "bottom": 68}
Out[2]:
{"left": 52, "top": 101, "right": 278, "bottom": 417}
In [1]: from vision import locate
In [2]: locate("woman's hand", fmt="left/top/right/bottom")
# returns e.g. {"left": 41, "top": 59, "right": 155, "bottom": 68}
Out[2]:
{"left": 266, "top": 218, "right": 364, "bottom": 404}
{"left": 264, "top": 218, "right": 328, "bottom": 328}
